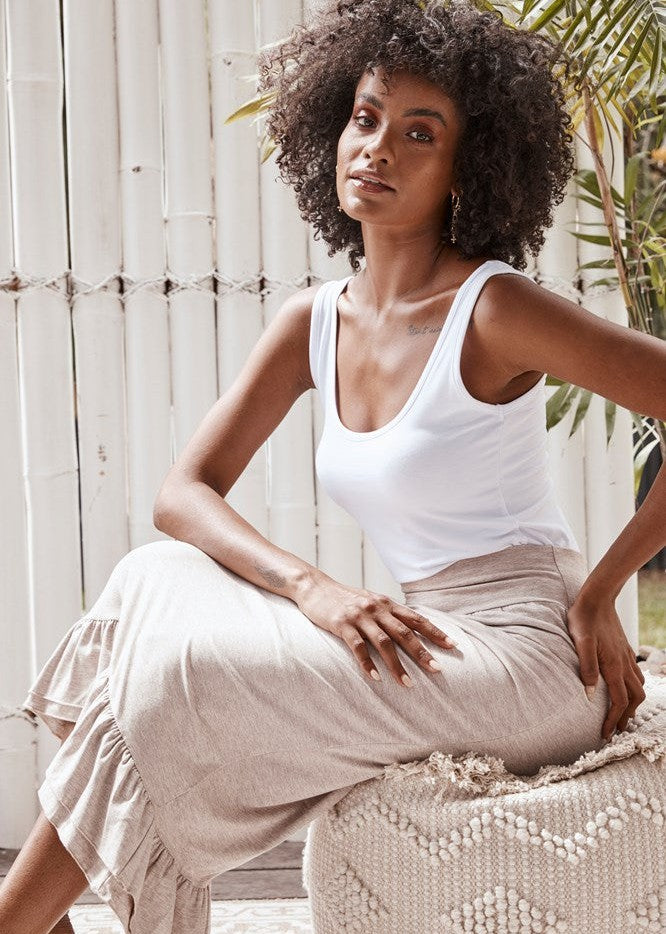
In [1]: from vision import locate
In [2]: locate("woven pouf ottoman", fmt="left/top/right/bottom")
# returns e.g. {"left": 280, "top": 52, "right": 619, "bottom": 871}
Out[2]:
{"left": 302, "top": 671, "right": 666, "bottom": 934}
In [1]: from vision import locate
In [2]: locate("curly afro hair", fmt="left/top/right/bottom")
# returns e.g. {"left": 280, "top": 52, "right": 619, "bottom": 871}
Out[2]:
{"left": 257, "top": 0, "right": 576, "bottom": 272}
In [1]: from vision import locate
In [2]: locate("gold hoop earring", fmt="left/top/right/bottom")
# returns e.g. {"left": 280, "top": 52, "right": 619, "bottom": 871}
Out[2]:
{"left": 450, "top": 193, "right": 461, "bottom": 244}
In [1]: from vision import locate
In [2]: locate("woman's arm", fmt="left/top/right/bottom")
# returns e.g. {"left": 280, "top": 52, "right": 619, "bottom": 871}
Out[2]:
{"left": 154, "top": 476, "right": 320, "bottom": 603}
{"left": 475, "top": 272, "right": 666, "bottom": 595}
{"left": 153, "top": 284, "right": 324, "bottom": 605}
{"left": 473, "top": 273, "right": 664, "bottom": 738}
{"left": 578, "top": 457, "right": 666, "bottom": 603}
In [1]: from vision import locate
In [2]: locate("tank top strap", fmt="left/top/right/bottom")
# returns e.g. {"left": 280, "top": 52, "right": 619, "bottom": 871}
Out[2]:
{"left": 444, "top": 259, "right": 532, "bottom": 369}
{"left": 309, "top": 275, "right": 352, "bottom": 394}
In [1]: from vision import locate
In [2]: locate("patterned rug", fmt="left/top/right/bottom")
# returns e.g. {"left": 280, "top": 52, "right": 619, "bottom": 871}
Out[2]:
{"left": 68, "top": 899, "right": 313, "bottom": 933}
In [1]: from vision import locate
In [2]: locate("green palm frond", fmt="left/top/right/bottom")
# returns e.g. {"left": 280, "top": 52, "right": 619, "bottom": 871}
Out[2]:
{"left": 224, "top": 89, "right": 277, "bottom": 127}
{"left": 515, "top": 0, "right": 665, "bottom": 106}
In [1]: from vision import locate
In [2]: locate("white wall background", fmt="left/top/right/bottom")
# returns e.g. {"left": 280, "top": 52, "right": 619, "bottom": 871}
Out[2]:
{"left": 0, "top": 0, "right": 635, "bottom": 849}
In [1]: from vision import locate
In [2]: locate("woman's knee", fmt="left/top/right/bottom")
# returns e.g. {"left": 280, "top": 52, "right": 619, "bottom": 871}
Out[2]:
{"left": 128, "top": 538, "right": 203, "bottom": 567}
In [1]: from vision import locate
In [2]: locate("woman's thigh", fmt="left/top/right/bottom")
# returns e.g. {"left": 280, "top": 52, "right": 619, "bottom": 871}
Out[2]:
{"left": 408, "top": 595, "right": 611, "bottom": 775}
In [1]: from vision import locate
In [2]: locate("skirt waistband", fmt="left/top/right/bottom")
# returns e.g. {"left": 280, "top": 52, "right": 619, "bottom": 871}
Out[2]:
{"left": 400, "top": 544, "right": 589, "bottom": 614}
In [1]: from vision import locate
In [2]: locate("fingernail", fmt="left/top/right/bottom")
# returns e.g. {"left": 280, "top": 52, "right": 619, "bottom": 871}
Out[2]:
{"left": 428, "top": 659, "right": 442, "bottom": 671}
{"left": 446, "top": 638, "right": 457, "bottom": 648}
{"left": 585, "top": 685, "right": 596, "bottom": 701}
{"left": 401, "top": 674, "right": 413, "bottom": 687}
{"left": 370, "top": 669, "right": 382, "bottom": 682}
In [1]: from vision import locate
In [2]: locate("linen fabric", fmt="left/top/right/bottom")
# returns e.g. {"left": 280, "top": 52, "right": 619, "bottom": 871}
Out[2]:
{"left": 310, "top": 261, "right": 580, "bottom": 584}
{"left": 21, "top": 540, "right": 614, "bottom": 933}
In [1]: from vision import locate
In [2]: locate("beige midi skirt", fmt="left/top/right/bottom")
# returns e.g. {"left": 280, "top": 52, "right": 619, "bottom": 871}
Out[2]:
{"left": 21, "top": 540, "right": 614, "bottom": 933}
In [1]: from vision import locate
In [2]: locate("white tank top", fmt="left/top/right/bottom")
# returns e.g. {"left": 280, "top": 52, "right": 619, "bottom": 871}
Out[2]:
{"left": 309, "top": 258, "right": 579, "bottom": 584}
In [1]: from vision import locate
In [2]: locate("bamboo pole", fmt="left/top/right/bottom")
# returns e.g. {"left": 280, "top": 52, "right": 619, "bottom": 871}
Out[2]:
{"left": 115, "top": 0, "right": 171, "bottom": 548}
{"left": 158, "top": 0, "right": 217, "bottom": 460}
{"left": 65, "top": 0, "right": 128, "bottom": 613}
{"left": 0, "top": 0, "right": 32, "bottom": 846}
{"left": 3, "top": 0, "right": 82, "bottom": 841}
{"left": 209, "top": 0, "right": 266, "bottom": 528}
{"left": 537, "top": 173, "right": 589, "bottom": 558}
{"left": 257, "top": 0, "right": 316, "bottom": 571}
{"left": 576, "top": 123, "right": 638, "bottom": 647}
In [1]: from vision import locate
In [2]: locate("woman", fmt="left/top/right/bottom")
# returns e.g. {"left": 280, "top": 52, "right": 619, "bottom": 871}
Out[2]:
{"left": 1, "top": 1, "right": 660, "bottom": 932}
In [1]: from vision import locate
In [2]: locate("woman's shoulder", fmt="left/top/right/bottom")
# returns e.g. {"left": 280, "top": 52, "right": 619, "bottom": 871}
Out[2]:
{"left": 279, "top": 279, "right": 345, "bottom": 392}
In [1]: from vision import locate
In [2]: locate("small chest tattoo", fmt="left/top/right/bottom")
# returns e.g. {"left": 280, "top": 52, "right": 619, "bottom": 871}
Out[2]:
{"left": 406, "top": 323, "right": 444, "bottom": 336}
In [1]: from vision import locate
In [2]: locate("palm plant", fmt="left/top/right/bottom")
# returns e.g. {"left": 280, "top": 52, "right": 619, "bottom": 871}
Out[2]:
{"left": 226, "top": 0, "right": 666, "bottom": 486}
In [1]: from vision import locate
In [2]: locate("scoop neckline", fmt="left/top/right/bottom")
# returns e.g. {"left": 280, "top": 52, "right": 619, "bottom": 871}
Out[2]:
{"left": 329, "top": 259, "right": 497, "bottom": 441}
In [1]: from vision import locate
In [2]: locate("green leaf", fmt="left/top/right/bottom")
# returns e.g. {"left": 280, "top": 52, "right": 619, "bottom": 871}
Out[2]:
{"left": 604, "top": 4, "right": 645, "bottom": 65}
{"left": 589, "top": 0, "right": 638, "bottom": 51}
{"left": 521, "top": 0, "right": 545, "bottom": 21}
{"left": 527, "top": 0, "right": 568, "bottom": 33}
{"left": 573, "top": 170, "right": 624, "bottom": 211}
{"left": 591, "top": 100, "right": 605, "bottom": 150}
{"left": 570, "top": 1, "right": 608, "bottom": 54}
{"left": 259, "top": 135, "right": 278, "bottom": 164}
{"left": 574, "top": 167, "right": 602, "bottom": 197}
{"left": 624, "top": 153, "right": 642, "bottom": 205}
{"left": 578, "top": 258, "right": 618, "bottom": 270}
{"left": 569, "top": 388, "right": 593, "bottom": 436}
{"left": 634, "top": 434, "right": 661, "bottom": 471}
{"left": 608, "top": 15, "right": 654, "bottom": 98}
{"left": 561, "top": 4, "right": 587, "bottom": 45}
{"left": 570, "top": 232, "right": 631, "bottom": 247}
{"left": 575, "top": 192, "right": 624, "bottom": 215}
{"left": 588, "top": 276, "right": 621, "bottom": 289}
{"left": 546, "top": 382, "right": 579, "bottom": 431}
{"left": 224, "top": 93, "right": 272, "bottom": 125}
{"left": 605, "top": 398, "right": 617, "bottom": 447}
{"left": 622, "top": 14, "right": 655, "bottom": 76}
{"left": 596, "top": 85, "right": 622, "bottom": 135}
{"left": 648, "top": 24, "right": 663, "bottom": 97}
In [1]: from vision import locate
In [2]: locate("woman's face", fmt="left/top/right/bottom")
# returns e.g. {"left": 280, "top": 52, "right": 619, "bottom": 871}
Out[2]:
{"left": 336, "top": 66, "right": 463, "bottom": 234}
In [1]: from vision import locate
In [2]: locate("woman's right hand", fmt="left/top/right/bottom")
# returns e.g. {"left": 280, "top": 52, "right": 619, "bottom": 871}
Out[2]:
{"left": 295, "top": 573, "right": 457, "bottom": 686}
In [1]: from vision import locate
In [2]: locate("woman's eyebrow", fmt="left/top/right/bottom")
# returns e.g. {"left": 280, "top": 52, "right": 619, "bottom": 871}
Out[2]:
{"left": 354, "top": 92, "right": 447, "bottom": 127}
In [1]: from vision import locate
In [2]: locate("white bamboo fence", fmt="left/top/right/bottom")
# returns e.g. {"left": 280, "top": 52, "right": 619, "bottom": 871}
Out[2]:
{"left": 0, "top": 0, "right": 636, "bottom": 852}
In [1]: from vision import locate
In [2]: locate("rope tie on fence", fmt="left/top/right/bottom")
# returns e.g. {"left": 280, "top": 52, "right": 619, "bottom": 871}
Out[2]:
{"left": 0, "top": 268, "right": 320, "bottom": 300}
{"left": 0, "top": 268, "right": 619, "bottom": 302}
{"left": 0, "top": 703, "right": 38, "bottom": 736}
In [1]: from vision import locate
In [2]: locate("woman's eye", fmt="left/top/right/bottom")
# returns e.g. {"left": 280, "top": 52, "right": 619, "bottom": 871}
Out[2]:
{"left": 352, "top": 115, "right": 433, "bottom": 143}
{"left": 408, "top": 129, "right": 434, "bottom": 143}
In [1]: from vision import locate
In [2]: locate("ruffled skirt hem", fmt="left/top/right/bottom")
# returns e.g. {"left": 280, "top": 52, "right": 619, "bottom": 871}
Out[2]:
{"left": 22, "top": 617, "right": 211, "bottom": 934}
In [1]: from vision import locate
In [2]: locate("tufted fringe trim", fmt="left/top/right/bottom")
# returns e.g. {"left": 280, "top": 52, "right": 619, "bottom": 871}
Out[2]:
{"left": 380, "top": 672, "right": 666, "bottom": 801}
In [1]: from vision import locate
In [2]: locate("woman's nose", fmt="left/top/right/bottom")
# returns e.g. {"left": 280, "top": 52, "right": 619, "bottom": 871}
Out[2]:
{"left": 362, "top": 134, "right": 392, "bottom": 162}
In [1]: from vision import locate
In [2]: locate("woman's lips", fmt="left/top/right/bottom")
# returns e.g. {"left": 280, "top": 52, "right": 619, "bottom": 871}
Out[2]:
{"left": 350, "top": 176, "right": 394, "bottom": 193}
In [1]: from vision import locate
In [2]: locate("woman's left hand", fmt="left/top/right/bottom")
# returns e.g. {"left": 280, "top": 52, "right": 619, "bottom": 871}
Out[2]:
{"left": 565, "top": 589, "right": 646, "bottom": 740}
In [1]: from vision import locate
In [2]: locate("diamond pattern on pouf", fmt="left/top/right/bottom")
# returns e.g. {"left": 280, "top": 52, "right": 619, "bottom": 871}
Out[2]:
{"left": 626, "top": 883, "right": 666, "bottom": 930}
{"left": 310, "top": 859, "right": 390, "bottom": 931}
{"left": 303, "top": 672, "right": 666, "bottom": 934}
{"left": 440, "top": 886, "right": 569, "bottom": 933}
